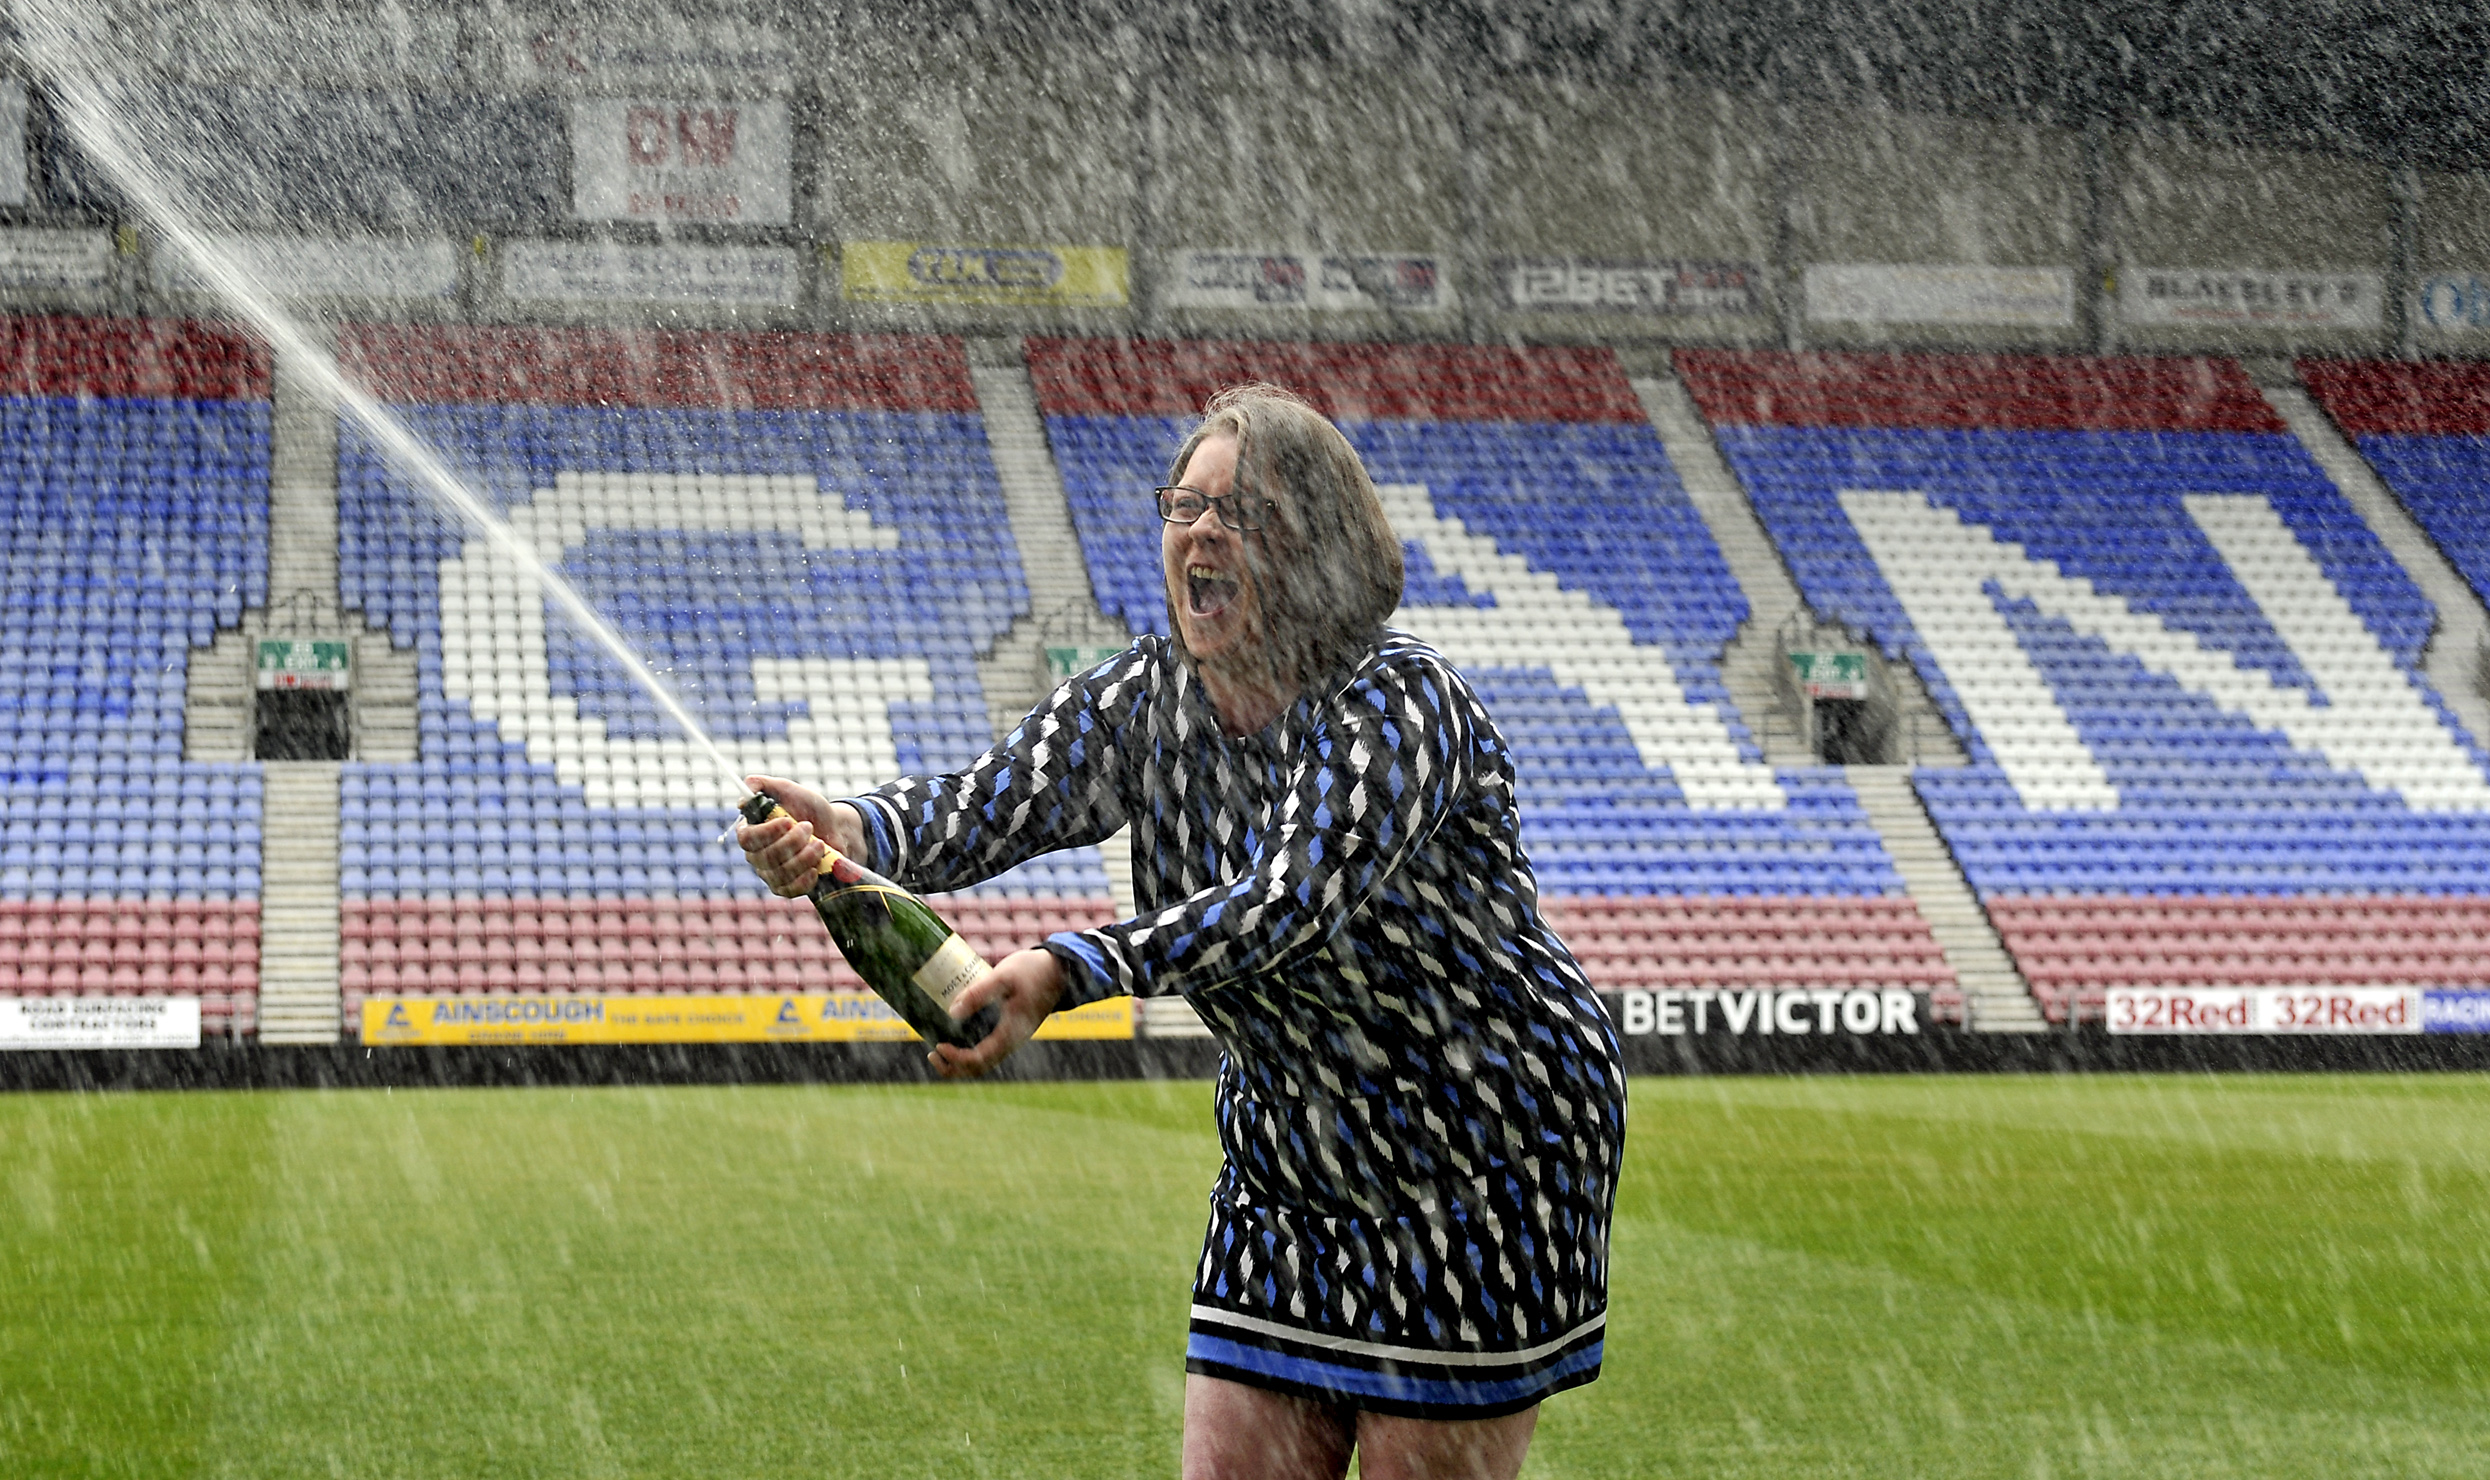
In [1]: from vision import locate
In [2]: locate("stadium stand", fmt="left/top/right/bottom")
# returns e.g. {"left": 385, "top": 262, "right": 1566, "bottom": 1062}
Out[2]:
{"left": 330, "top": 327, "right": 1116, "bottom": 1022}
{"left": 2300, "top": 360, "right": 2490, "bottom": 610}
{"left": 1028, "top": 337, "right": 1959, "bottom": 1012}
{"left": 1683, "top": 349, "right": 2490, "bottom": 1021}
{"left": 0, "top": 316, "right": 272, "bottom": 1036}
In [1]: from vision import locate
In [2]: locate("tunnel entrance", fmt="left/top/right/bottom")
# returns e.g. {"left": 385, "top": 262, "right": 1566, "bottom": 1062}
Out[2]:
{"left": 253, "top": 689, "right": 350, "bottom": 761}
{"left": 1811, "top": 697, "right": 1890, "bottom": 765}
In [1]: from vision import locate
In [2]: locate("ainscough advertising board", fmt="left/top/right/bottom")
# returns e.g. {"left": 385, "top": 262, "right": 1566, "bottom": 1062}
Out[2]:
{"left": 360, "top": 993, "right": 1134, "bottom": 1046}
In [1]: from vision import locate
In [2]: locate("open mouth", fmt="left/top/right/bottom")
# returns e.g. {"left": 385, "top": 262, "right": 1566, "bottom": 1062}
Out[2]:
{"left": 1186, "top": 563, "right": 1240, "bottom": 619}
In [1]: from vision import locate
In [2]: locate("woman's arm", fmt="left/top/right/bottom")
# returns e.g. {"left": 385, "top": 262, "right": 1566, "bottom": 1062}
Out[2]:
{"left": 840, "top": 643, "right": 1148, "bottom": 892}
{"left": 1043, "top": 644, "right": 1472, "bottom": 1007}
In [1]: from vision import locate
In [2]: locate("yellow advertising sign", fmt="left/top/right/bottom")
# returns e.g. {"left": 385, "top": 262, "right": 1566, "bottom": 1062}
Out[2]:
{"left": 839, "top": 240, "right": 1129, "bottom": 307}
{"left": 359, "top": 993, "right": 1133, "bottom": 1046}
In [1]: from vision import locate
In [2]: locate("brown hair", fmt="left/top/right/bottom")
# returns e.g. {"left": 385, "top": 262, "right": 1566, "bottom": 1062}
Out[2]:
{"left": 1165, "top": 383, "right": 1405, "bottom": 691}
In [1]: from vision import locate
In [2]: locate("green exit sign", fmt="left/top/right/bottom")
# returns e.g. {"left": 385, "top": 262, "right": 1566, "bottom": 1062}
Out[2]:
{"left": 1045, "top": 645, "right": 1126, "bottom": 681}
{"left": 1787, "top": 650, "right": 1869, "bottom": 700}
{"left": 257, "top": 639, "right": 352, "bottom": 692}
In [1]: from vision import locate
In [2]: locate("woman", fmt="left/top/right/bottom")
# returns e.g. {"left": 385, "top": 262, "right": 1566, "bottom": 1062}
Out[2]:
{"left": 742, "top": 384, "right": 1625, "bottom": 1480}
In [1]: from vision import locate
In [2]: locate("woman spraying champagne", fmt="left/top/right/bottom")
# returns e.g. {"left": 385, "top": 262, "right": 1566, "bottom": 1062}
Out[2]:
{"left": 739, "top": 385, "right": 1623, "bottom": 1480}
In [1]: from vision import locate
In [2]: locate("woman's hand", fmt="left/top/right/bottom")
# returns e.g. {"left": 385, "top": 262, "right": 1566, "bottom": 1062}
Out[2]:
{"left": 928, "top": 947, "right": 1067, "bottom": 1080}
{"left": 737, "top": 774, "right": 868, "bottom": 896}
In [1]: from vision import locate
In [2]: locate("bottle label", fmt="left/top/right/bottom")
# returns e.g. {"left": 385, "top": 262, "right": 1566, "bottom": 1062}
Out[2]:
{"left": 912, "top": 933, "right": 987, "bottom": 1011}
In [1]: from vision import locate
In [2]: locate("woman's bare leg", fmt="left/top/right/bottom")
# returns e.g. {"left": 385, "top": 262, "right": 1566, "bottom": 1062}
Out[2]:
{"left": 1183, "top": 1374, "right": 1356, "bottom": 1480}
{"left": 1354, "top": 1404, "right": 1539, "bottom": 1480}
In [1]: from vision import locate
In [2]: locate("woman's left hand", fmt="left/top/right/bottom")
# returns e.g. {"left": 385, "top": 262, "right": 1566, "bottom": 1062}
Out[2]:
{"left": 928, "top": 947, "right": 1067, "bottom": 1080}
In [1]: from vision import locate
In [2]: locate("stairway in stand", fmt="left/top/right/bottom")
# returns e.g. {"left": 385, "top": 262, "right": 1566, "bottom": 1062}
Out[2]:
{"left": 2263, "top": 380, "right": 2490, "bottom": 749}
{"left": 1845, "top": 765, "right": 2044, "bottom": 1031}
{"left": 182, "top": 341, "right": 351, "bottom": 1041}
{"left": 257, "top": 761, "right": 342, "bottom": 1043}
{"left": 969, "top": 348, "right": 1135, "bottom": 735}
{"left": 1635, "top": 372, "right": 1967, "bottom": 770}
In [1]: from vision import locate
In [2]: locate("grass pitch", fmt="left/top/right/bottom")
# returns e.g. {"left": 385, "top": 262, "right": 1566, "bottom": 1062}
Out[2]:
{"left": 3, "top": 1074, "right": 2487, "bottom": 1478}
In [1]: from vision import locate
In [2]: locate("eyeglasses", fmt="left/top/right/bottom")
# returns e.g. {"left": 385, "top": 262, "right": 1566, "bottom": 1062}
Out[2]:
{"left": 1155, "top": 485, "right": 1274, "bottom": 531}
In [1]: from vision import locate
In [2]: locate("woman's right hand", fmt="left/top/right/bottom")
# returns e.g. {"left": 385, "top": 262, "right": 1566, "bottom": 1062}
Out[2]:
{"left": 738, "top": 774, "right": 868, "bottom": 897}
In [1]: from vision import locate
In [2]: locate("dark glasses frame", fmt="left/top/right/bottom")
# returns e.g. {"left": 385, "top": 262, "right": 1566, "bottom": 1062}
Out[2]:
{"left": 1154, "top": 485, "right": 1275, "bottom": 531}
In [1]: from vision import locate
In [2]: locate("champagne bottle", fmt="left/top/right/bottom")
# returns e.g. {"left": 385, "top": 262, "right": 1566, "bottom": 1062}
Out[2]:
{"left": 739, "top": 791, "right": 1000, "bottom": 1050}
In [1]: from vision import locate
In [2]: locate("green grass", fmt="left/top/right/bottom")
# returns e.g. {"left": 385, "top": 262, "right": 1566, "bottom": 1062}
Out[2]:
{"left": 3, "top": 1075, "right": 2488, "bottom": 1477}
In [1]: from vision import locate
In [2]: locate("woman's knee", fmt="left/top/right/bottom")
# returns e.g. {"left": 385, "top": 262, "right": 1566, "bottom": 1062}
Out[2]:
{"left": 1182, "top": 1374, "right": 1355, "bottom": 1480}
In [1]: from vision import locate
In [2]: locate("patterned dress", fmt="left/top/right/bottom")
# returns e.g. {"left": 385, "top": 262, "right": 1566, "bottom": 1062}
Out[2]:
{"left": 848, "top": 629, "right": 1627, "bottom": 1418}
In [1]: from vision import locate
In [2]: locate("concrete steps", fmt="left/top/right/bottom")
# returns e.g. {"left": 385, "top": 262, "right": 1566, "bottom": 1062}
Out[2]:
{"left": 1845, "top": 765, "right": 2045, "bottom": 1032}
{"left": 183, "top": 335, "right": 367, "bottom": 763}
{"left": 256, "top": 760, "right": 341, "bottom": 1044}
{"left": 2263, "top": 382, "right": 2490, "bottom": 750}
{"left": 1634, "top": 375, "right": 1816, "bottom": 767}
{"left": 183, "top": 342, "right": 353, "bottom": 1040}
{"left": 1633, "top": 374, "right": 1966, "bottom": 769}
{"left": 968, "top": 351, "right": 1134, "bottom": 739}
{"left": 967, "top": 347, "right": 1141, "bottom": 930}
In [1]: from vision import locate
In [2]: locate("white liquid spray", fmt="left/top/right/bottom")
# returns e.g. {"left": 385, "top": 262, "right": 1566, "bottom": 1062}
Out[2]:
{"left": 13, "top": 5, "right": 752, "bottom": 801}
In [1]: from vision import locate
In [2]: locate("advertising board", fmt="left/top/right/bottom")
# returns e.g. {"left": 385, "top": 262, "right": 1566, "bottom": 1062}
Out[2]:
{"left": 1805, "top": 263, "right": 2076, "bottom": 327}
{"left": 1605, "top": 988, "right": 1924, "bottom": 1038}
{"left": 1161, "top": 249, "right": 1452, "bottom": 313}
{"left": 1494, "top": 258, "right": 1763, "bottom": 316}
{"left": 153, "top": 233, "right": 459, "bottom": 301}
{"left": 2104, "top": 987, "right": 2429, "bottom": 1034}
{"left": 843, "top": 241, "right": 1129, "bottom": 307}
{"left": 0, "top": 997, "right": 200, "bottom": 1050}
{"left": 501, "top": 241, "right": 800, "bottom": 306}
{"left": 360, "top": 993, "right": 1134, "bottom": 1046}
{"left": 2119, "top": 268, "right": 2382, "bottom": 330}
{"left": 507, "top": 20, "right": 794, "bottom": 91}
{"left": 2413, "top": 274, "right": 2490, "bottom": 337}
{"left": 2426, "top": 991, "right": 2490, "bottom": 1031}
{"left": 570, "top": 99, "right": 791, "bottom": 226}
{"left": 0, "top": 229, "right": 114, "bottom": 293}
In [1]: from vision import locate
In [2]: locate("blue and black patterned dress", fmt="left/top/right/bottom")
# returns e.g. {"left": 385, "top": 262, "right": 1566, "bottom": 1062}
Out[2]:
{"left": 848, "top": 629, "right": 1627, "bottom": 1418}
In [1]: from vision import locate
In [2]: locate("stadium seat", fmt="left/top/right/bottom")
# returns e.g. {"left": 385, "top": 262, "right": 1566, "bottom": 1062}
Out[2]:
{"left": 1681, "top": 350, "right": 2490, "bottom": 1022}
{"left": 0, "top": 316, "right": 272, "bottom": 1036}
{"left": 1028, "top": 338, "right": 1958, "bottom": 1013}
{"left": 329, "top": 327, "right": 1120, "bottom": 1020}
{"left": 2300, "top": 360, "right": 2490, "bottom": 611}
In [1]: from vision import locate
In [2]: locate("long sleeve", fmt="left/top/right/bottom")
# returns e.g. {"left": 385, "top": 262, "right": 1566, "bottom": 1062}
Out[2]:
{"left": 847, "top": 645, "right": 1143, "bottom": 894}
{"left": 1044, "top": 643, "right": 1472, "bottom": 1007}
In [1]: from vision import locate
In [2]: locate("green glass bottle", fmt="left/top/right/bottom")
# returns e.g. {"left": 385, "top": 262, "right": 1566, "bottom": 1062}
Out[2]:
{"left": 739, "top": 791, "right": 999, "bottom": 1049}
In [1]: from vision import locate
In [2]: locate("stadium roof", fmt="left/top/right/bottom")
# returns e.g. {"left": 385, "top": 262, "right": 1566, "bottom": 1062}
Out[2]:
{"left": 900, "top": 0, "right": 2490, "bottom": 174}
